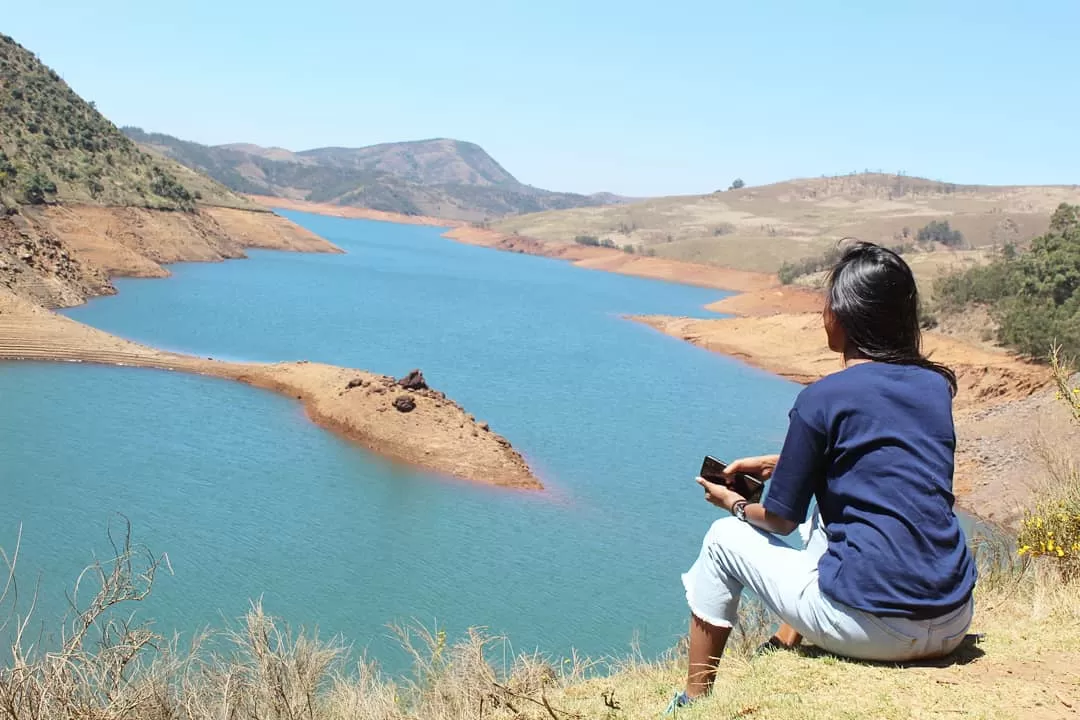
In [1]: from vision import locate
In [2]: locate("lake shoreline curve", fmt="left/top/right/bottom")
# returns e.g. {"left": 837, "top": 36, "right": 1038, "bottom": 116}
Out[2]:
{"left": 250, "top": 196, "right": 1061, "bottom": 526}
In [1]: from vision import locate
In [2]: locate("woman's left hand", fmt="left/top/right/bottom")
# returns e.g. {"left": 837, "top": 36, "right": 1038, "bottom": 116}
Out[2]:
{"left": 695, "top": 476, "right": 744, "bottom": 513}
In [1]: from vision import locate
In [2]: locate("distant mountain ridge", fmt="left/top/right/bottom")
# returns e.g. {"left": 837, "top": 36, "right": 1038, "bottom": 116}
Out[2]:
{"left": 122, "top": 129, "right": 626, "bottom": 221}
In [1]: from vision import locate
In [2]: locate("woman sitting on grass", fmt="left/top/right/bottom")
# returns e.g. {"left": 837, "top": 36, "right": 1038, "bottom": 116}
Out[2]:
{"left": 669, "top": 241, "right": 977, "bottom": 711}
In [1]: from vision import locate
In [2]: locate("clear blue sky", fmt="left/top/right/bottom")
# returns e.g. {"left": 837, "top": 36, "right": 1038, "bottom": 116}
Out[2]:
{"left": 5, "top": 1, "right": 1078, "bottom": 196}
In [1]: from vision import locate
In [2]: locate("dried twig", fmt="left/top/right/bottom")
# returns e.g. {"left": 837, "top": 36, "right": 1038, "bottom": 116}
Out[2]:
{"left": 492, "top": 682, "right": 583, "bottom": 719}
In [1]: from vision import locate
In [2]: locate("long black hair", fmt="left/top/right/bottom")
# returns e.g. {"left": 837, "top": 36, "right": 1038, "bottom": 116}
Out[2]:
{"left": 827, "top": 240, "right": 958, "bottom": 395}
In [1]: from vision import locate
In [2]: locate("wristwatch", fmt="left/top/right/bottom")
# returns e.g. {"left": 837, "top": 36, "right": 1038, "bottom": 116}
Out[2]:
{"left": 732, "top": 500, "right": 748, "bottom": 522}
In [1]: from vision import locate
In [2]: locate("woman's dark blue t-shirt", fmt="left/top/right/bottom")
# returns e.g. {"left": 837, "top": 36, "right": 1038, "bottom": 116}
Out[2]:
{"left": 763, "top": 362, "right": 976, "bottom": 619}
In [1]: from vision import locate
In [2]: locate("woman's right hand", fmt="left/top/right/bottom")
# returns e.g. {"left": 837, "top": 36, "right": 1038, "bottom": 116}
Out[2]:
{"left": 724, "top": 455, "right": 780, "bottom": 481}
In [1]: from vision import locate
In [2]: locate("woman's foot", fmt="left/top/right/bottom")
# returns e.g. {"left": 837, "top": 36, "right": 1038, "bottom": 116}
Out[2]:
{"left": 664, "top": 690, "right": 695, "bottom": 715}
{"left": 755, "top": 623, "right": 804, "bottom": 656}
{"left": 754, "top": 634, "right": 791, "bottom": 656}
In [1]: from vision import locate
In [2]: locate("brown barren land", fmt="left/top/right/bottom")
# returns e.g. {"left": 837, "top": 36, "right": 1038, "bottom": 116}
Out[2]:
{"left": 0, "top": 204, "right": 539, "bottom": 490}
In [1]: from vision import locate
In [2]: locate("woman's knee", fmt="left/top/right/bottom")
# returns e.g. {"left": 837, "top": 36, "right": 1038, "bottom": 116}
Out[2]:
{"left": 704, "top": 516, "right": 746, "bottom": 546}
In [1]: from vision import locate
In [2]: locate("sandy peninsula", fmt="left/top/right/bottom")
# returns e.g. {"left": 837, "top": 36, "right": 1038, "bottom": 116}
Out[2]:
{"left": 0, "top": 203, "right": 540, "bottom": 490}
{"left": 0, "top": 287, "right": 538, "bottom": 489}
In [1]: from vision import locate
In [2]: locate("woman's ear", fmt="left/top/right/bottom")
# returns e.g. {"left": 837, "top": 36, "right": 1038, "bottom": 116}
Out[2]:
{"left": 823, "top": 304, "right": 846, "bottom": 353}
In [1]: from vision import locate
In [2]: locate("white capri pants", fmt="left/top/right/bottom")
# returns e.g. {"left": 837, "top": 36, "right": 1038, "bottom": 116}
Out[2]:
{"left": 681, "top": 510, "right": 973, "bottom": 662}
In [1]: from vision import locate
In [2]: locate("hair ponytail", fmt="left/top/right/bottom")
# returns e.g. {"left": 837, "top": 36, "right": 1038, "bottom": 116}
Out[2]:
{"left": 827, "top": 241, "right": 958, "bottom": 396}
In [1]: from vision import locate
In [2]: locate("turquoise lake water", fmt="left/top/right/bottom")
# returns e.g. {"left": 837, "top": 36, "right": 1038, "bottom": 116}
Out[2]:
{"left": 0, "top": 211, "right": 801, "bottom": 670}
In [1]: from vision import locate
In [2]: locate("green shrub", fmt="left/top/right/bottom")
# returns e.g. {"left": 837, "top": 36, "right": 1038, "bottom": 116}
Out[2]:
{"left": 920, "top": 299, "right": 939, "bottom": 330}
{"left": 729, "top": 178, "right": 745, "bottom": 190}
{"left": 1017, "top": 348, "right": 1080, "bottom": 575}
{"left": 574, "top": 235, "right": 599, "bottom": 247}
{"left": 935, "top": 260, "right": 1020, "bottom": 310}
{"left": 621, "top": 243, "right": 636, "bottom": 254}
{"left": 21, "top": 171, "right": 56, "bottom": 204}
{"left": 917, "top": 219, "right": 965, "bottom": 247}
{"left": 778, "top": 246, "right": 844, "bottom": 285}
{"left": 148, "top": 167, "right": 194, "bottom": 207}
{"left": 0, "top": 151, "right": 15, "bottom": 184}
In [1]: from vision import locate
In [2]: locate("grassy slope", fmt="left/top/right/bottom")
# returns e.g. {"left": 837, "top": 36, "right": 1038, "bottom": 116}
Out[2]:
{"left": 495, "top": 174, "right": 1080, "bottom": 274}
{"left": 0, "top": 34, "right": 260, "bottom": 212}
{"left": 121, "top": 128, "right": 622, "bottom": 222}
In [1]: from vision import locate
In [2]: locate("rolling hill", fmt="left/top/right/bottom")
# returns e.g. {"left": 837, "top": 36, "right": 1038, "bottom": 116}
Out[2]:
{"left": 122, "top": 128, "right": 626, "bottom": 222}
{"left": 0, "top": 32, "right": 333, "bottom": 309}
{"left": 493, "top": 173, "right": 1080, "bottom": 282}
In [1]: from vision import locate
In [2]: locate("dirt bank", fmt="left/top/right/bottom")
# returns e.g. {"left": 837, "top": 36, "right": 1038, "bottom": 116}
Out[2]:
{"left": 633, "top": 311, "right": 1062, "bottom": 526}
{"left": 1, "top": 204, "right": 340, "bottom": 309}
{"left": 706, "top": 287, "right": 825, "bottom": 316}
{"left": 0, "top": 287, "right": 539, "bottom": 489}
{"left": 248, "top": 195, "right": 456, "bottom": 228}
{"left": 248, "top": 196, "right": 777, "bottom": 293}
{"left": 633, "top": 313, "right": 1049, "bottom": 410}
{"left": 444, "top": 226, "right": 777, "bottom": 293}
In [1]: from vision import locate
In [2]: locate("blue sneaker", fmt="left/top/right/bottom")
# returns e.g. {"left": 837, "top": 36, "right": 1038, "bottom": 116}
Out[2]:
{"left": 664, "top": 690, "right": 694, "bottom": 715}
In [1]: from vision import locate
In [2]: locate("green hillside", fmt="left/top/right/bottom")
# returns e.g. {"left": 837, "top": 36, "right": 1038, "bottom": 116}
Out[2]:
{"left": 123, "top": 128, "right": 626, "bottom": 221}
{"left": 0, "top": 33, "right": 258, "bottom": 212}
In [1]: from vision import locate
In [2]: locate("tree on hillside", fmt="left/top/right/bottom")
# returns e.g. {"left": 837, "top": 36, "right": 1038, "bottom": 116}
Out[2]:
{"left": 0, "top": 151, "right": 16, "bottom": 184}
{"left": 917, "top": 220, "right": 964, "bottom": 248}
{"left": 936, "top": 203, "right": 1080, "bottom": 358}
{"left": 21, "top": 172, "right": 56, "bottom": 205}
{"left": 729, "top": 178, "right": 745, "bottom": 190}
{"left": 148, "top": 166, "right": 194, "bottom": 207}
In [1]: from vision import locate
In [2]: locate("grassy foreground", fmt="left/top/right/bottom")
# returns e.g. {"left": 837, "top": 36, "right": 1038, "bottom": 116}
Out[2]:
{"left": 0, "top": 531, "right": 1076, "bottom": 720}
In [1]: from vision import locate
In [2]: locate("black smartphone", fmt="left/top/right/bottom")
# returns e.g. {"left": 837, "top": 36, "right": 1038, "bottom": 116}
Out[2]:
{"left": 700, "top": 455, "right": 765, "bottom": 503}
